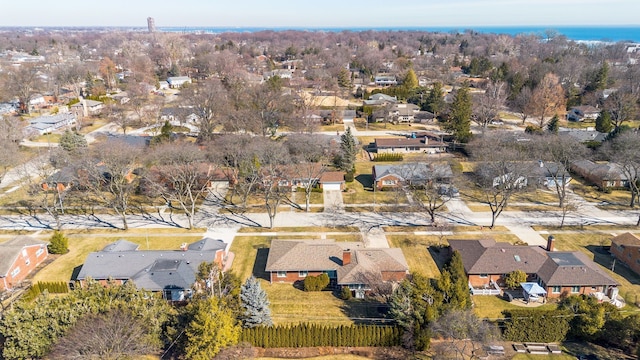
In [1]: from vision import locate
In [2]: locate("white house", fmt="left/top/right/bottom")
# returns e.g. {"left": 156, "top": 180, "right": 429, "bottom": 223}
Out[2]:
{"left": 166, "top": 76, "right": 192, "bottom": 88}
{"left": 26, "top": 113, "right": 77, "bottom": 135}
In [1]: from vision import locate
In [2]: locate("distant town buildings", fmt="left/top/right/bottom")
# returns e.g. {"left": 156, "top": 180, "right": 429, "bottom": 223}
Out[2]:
{"left": 147, "top": 17, "right": 156, "bottom": 33}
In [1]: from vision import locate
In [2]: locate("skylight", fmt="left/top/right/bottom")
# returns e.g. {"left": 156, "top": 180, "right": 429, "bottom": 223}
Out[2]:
{"left": 514, "top": 255, "right": 521, "bottom": 262}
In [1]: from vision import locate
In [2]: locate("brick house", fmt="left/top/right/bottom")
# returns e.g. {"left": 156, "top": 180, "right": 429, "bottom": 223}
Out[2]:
{"left": 570, "top": 160, "right": 628, "bottom": 190}
{"left": 0, "top": 236, "right": 49, "bottom": 291}
{"left": 76, "top": 238, "right": 228, "bottom": 301}
{"left": 373, "top": 137, "right": 447, "bottom": 154}
{"left": 319, "top": 171, "right": 346, "bottom": 191}
{"left": 265, "top": 239, "right": 408, "bottom": 298}
{"left": 372, "top": 162, "right": 453, "bottom": 190}
{"left": 611, "top": 233, "right": 640, "bottom": 276}
{"left": 448, "top": 237, "right": 618, "bottom": 299}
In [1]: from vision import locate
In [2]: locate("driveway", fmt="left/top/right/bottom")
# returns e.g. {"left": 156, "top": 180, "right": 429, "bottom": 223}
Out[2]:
{"left": 323, "top": 190, "right": 344, "bottom": 212}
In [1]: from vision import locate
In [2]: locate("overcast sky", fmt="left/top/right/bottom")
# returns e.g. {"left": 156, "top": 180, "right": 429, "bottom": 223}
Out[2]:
{"left": 4, "top": 0, "right": 639, "bottom": 27}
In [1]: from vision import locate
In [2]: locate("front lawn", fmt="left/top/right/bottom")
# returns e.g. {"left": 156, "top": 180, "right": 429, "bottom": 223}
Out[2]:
{"left": 386, "top": 235, "right": 442, "bottom": 278}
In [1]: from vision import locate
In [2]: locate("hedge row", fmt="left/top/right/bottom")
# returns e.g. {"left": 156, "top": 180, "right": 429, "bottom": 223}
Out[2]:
{"left": 240, "top": 323, "right": 402, "bottom": 348}
{"left": 22, "top": 282, "right": 69, "bottom": 302}
{"left": 502, "top": 309, "right": 571, "bottom": 343}
{"left": 373, "top": 153, "right": 404, "bottom": 162}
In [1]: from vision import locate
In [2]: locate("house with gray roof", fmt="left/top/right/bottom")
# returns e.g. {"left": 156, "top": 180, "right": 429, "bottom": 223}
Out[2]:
{"left": 448, "top": 237, "right": 618, "bottom": 299}
{"left": 76, "top": 238, "right": 227, "bottom": 301}
{"left": 570, "top": 160, "right": 628, "bottom": 190}
{"left": 372, "top": 137, "right": 447, "bottom": 155}
{"left": 372, "top": 162, "right": 453, "bottom": 190}
{"left": 25, "top": 113, "right": 77, "bottom": 136}
{"left": 265, "top": 239, "right": 408, "bottom": 298}
{"left": 166, "top": 76, "right": 192, "bottom": 88}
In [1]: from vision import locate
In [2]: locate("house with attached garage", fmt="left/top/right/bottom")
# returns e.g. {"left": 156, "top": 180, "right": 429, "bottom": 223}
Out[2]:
{"left": 0, "top": 236, "right": 49, "bottom": 291}
{"left": 448, "top": 237, "right": 619, "bottom": 299}
{"left": 166, "top": 76, "right": 192, "bottom": 88}
{"left": 570, "top": 160, "right": 628, "bottom": 190}
{"left": 25, "top": 113, "right": 77, "bottom": 136}
{"left": 265, "top": 239, "right": 409, "bottom": 298}
{"left": 372, "top": 137, "right": 447, "bottom": 154}
{"left": 76, "top": 238, "right": 228, "bottom": 301}
{"left": 372, "top": 162, "right": 453, "bottom": 190}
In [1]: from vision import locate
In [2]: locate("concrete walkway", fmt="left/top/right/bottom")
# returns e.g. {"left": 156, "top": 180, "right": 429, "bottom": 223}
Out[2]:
{"left": 323, "top": 190, "right": 345, "bottom": 212}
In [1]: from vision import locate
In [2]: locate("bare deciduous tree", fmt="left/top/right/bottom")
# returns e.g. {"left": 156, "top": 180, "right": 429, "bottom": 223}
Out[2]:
{"left": 472, "top": 81, "right": 507, "bottom": 130}
{"left": 528, "top": 73, "right": 566, "bottom": 128}
{"left": 602, "top": 131, "right": 640, "bottom": 224}
{"left": 1, "top": 64, "right": 43, "bottom": 114}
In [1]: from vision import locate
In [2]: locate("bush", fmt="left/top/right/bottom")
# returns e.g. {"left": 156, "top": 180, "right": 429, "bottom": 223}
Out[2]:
{"left": 21, "top": 282, "right": 69, "bottom": 302}
{"left": 345, "top": 171, "right": 355, "bottom": 183}
{"left": 373, "top": 153, "right": 404, "bottom": 162}
{"left": 48, "top": 231, "right": 69, "bottom": 254}
{"left": 340, "top": 286, "right": 352, "bottom": 300}
{"left": 303, "top": 274, "right": 330, "bottom": 292}
{"left": 502, "top": 309, "right": 570, "bottom": 342}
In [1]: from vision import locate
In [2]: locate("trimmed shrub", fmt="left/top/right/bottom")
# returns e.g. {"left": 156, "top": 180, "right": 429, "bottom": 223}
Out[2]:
{"left": 345, "top": 171, "right": 355, "bottom": 183}
{"left": 373, "top": 153, "right": 404, "bottom": 162}
{"left": 340, "top": 286, "right": 352, "bottom": 300}
{"left": 240, "top": 323, "right": 402, "bottom": 348}
{"left": 502, "top": 309, "right": 570, "bottom": 342}
{"left": 303, "top": 274, "right": 330, "bottom": 292}
{"left": 22, "top": 282, "right": 69, "bottom": 302}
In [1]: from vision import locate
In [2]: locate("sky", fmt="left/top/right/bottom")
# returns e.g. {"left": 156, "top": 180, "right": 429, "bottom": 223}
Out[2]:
{"left": 3, "top": 0, "right": 640, "bottom": 28}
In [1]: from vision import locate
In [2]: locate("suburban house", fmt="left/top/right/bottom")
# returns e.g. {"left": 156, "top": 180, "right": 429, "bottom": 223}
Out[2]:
{"left": 570, "top": 160, "right": 628, "bottom": 189}
{"left": 25, "top": 113, "right": 77, "bottom": 136}
{"left": 42, "top": 166, "right": 78, "bottom": 192}
{"left": 529, "top": 161, "right": 572, "bottom": 188}
{"left": 610, "top": 233, "right": 640, "bottom": 276}
{"left": 374, "top": 75, "right": 398, "bottom": 87}
{"left": 559, "top": 129, "right": 607, "bottom": 144}
{"left": 448, "top": 237, "right": 619, "bottom": 299}
{"left": 166, "top": 76, "right": 192, "bottom": 88}
{"left": 0, "top": 236, "right": 49, "bottom": 291}
{"left": 263, "top": 69, "right": 294, "bottom": 80}
{"left": 372, "top": 162, "right": 453, "bottom": 190}
{"left": 76, "top": 238, "right": 228, "bottom": 301}
{"left": 567, "top": 105, "right": 600, "bottom": 122}
{"left": 70, "top": 99, "right": 104, "bottom": 116}
{"left": 318, "top": 110, "right": 356, "bottom": 124}
{"left": 265, "top": 239, "right": 409, "bottom": 298}
{"left": 372, "top": 137, "right": 447, "bottom": 154}
{"left": 388, "top": 103, "right": 420, "bottom": 122}
{"left": 319, "top": 171, "right": 346, "bottom": 191}
{"left": 364, "top": 93, "right": 397, "bottom": 106}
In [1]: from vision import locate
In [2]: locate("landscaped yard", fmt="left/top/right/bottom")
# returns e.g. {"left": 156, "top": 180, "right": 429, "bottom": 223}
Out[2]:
{"left": 472, "top": 295, "right": 556, "bottom": 319}
{"left": 386, "top": 235, "right": 442, "bottom": 278}
{"left": 31, "top": 229, "right": 205, "bottom": 283}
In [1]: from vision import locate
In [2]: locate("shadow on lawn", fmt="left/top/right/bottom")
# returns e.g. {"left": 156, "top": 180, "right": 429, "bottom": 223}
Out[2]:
{"left": 428, "top": 245, "right": 451, "bottom": 273}
{"left": 586, "top": 245, "right": 640, "bottom": 286}
{"left": 339, "top": 298, "right": 390, "bottom": 325}
{"left": 355, "top": 174, "right": 373, "bottom": 190}
{"left": 252, "top": 247, "right": 270, "bottom": 281}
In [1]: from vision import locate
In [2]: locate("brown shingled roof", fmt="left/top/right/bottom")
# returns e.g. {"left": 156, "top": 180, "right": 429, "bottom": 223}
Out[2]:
{"left": 611, "top": 232, "right": 640, "bottom": 247}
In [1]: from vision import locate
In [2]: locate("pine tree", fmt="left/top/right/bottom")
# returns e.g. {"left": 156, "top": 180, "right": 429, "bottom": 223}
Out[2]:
{"left": 445, "top": 84, "right": 472, "bottom": 143}
{"left": 338, "top": 127, "right": 357, "bottom": 173}
{"left": 547, "top": 115, "right": 559, "bottom": 133}
{"left": 59, "top": 130, "right": 88, "bottom": 152}
{"left": 240, "top": 276, "right": 273, "bottom": 328}
{"left": 183, "top": 297, "right": 240, "bottom": 359}
{"left": 402, "top": 68, "right": 419, "bottom": 90}
{"left": 596, "top": 111, "right": 613, "bottom": 133}
{"left": 48, "top": 231, "right": 69, "bottom": 254}
{"left": 425, "top": 82, "right": 446, "bottom": 117}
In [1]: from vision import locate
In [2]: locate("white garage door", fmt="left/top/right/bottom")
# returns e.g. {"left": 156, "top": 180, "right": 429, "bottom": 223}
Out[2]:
{"left": 323, "top": 183, "right": 342, "bottom": 191}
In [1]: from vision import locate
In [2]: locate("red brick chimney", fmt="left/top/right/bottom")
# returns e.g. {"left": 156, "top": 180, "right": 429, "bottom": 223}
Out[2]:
{"left": 547, "top": 235, "right": 555, "bottom": 252}
{"left": 342, "top": 249, "right": 351, "bottom": 266}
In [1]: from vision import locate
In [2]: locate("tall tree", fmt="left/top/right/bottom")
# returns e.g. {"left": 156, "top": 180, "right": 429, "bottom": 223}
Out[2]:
{"left": 338, "top": 127, "right": 357, "bottom": 174}
{"left": 595, "top": 111, "right": 613, "bottom": 133}
{"left": 602, "top": 131, "right": 640, "bottom": 222}
{"left": 445, "top": 84, "right": 472, "bottom": 143}
{"left": 604, "top": 91, "right": 638, "bottom": 130}
{"left": 286, "top": 134, "right": 330, "bottom": 212}
{"left": 430, "top": 309, "right": 499, "bottom": 359}
{"left": 1, "top": 64, "right": 42, "bottom": 114}
{"left": 240, "top": 276, "right": 273, "bottom": 328}
{"left": 402, "top": 68, "right": 419, "bottom": 91}
{"left": 181, "top": 79, "right": 226, "bottom": 142}
{"left": 529, "top": 73, "right": 566, "bottom": 128}
{"left": 469, "top": 133, "right": 534, "bottom": 228}
{"left": 472, "top": 81, "right": 507, "bottom": 129}
{"left": 182, "top": 297, "right": 241, "bottom": 360}
{"left": 425, "top": 82, "right": 446, "bottom": 118}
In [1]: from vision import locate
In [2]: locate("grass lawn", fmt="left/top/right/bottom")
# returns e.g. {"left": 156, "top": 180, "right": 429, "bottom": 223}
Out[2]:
{"left": 262, "top": 282, "right": 355, "bottom": 326}
{"left": 570, "top": 178, "right": 631, "bottom": 208}
{"left": 32, "top": 133, "right": 62, "bottom": 143}
{"left": 31, "top": 230, "right": 205, "bottom": 283}
{"left": 237, "top": 226, "right": 361, "bottom": 234}
{"left": 387, "top": 235, "right": 442, "bottom": 278}
{"left": 472, "top": 295, "right": 557, "bottom": 319}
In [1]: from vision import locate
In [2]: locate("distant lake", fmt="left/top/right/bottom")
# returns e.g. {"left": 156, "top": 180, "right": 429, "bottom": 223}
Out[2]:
{"left": 159, "top": 26, "right": 640, "bottom": 43}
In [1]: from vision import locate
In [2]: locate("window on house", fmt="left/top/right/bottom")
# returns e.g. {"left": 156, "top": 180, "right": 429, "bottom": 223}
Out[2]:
{"left": 22, "top": 249, "right": 28, "bottom": 257}
{"left": 36, "top": 248, "right": 44, "bottom": 257}
{"left": 479, "top": 274, "right": 488, "bottom": 278}
{"left": 571, "top": 286, "right": 580, "bottom": 293}
{"left": 298, "top": 271, "right": 308, "bottom": 277}
{"left": 382, "top": 180, "right": 396, "bottom": 186}
{"left": 276, "top": 271, "right": 286, "bottom": 278}
{"left": 11, "top": 267, "right": 20, "bottom": 278}
{"left": 25, "top": 258, "right": 30, "bottom": 266}
{"left": 552, "top": 286, "right": 561, "bottom": 294}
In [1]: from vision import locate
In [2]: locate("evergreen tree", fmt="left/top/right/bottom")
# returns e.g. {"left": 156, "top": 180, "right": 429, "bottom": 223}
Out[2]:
{"left": 182, "top": 297, "right": 240, "bottom": 360}
{"left": 547, "top": 115, "right": 559, "bottom": 134}
{"left": 338, "top": 127, "right": 357, "bottom": 173}
{"left": 445, "top": 84, "right": 472, "bottom": 143}
{"left": 425, "top": 82, "right": 446, "bottom": 117}
{"left": 504, "top": 269, "right": 527, "bottom": 289}
{"left": 240, "top": 276, "right": 273, "bottom": 328}
{"left": 151, "top": 121, "right": 174, "bottom": 145}
{"left": 59, "top": 130, "right": 88, "bottom": 152}
{"left": 595, "top": 110, "right": 613, "bottom": 133}
{"left": 402, "top": 68, "right": 419, "bottom": 90}
{"left": 337, "top": 68, "right": 352, "bottom": 92}
{"left": 443, "top": 251, "right": 472, "bottom": 310}
{"left": 48, "top": 231, "right": 68, "bottom": 254}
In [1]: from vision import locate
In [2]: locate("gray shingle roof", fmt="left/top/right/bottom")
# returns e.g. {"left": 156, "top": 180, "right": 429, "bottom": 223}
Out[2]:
{"left": 77, "top": 239, "right": 224, "bottom": 291}
{"left": 0, "top": 236, "right": 48, "bottom": 276}
{"left": 537, "top": 252, "right": 618, "bottom": 286}
{"left": 373, "top": 162, "right": 453, "bottom": 182}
